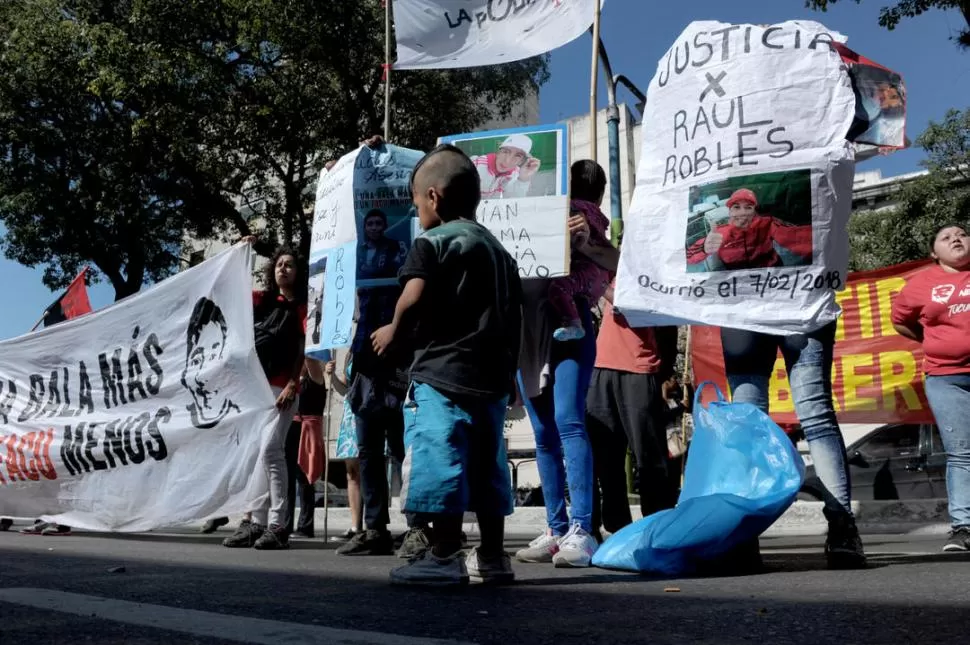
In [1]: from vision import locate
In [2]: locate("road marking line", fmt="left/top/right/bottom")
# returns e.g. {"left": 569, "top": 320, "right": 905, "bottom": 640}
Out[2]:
{"left": 0, "top": 588, "right": 475, "bottom": 645}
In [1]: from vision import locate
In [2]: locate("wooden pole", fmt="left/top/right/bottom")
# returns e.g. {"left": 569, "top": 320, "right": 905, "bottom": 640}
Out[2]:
{"left": 384, "top": 0, "right": 393, "bottom": 141}
{"left": 588, "top": 1, "right": 602, "bottom": 162}
{"left": 680, "top": 326, "right": 692, "bottom": 487}
{"left": 322, "top": 378, "right": 334, "bottom": 542}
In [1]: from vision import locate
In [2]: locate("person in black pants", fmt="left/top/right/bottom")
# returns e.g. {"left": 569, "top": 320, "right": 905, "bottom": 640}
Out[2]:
{"left": 285, "top": 374, "right": 325, "bottom": 537}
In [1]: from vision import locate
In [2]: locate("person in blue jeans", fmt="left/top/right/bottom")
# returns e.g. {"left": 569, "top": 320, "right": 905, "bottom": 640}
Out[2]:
{"left": 516, "top": 161, "right": 620, "bottom": 568}
{"left": 721, "top": 322, "right": 866, "bottom": 569}
{"left": 892, "top": 223, "right": 970, "bottom": 552}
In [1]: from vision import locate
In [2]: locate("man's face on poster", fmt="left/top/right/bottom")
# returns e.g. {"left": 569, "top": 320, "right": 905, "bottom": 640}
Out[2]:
{"left": 496, "top": 146, "right": 527, "bottom": 173}
{"left": 728, "top": 201, "right": 756, "bottom": 229}
{"left": 183, "top": 322, "right": 227, "bottom": 423}
{"left": 873, "top": 82, "right": 903, "bottom": 110}
{"left": 364, "top": 214, "right": 386, "bottom": 242}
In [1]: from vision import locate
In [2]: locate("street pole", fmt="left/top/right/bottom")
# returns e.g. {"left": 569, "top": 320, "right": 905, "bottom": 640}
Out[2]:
{"left": 598, "top": 39, "right": 622, "bottom": 246}
{"left": 384, "top": 0, "right": 393, "bottom": 141}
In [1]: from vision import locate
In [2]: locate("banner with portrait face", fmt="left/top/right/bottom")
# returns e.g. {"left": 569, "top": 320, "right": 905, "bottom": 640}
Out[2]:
{"left": 0, "top": 244, "right": 280, "bottom": 531}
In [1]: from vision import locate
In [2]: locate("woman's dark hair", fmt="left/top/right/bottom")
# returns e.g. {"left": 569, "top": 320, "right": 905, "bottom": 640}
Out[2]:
{"left": 571, "top": 160, "right": 607, "bottom": 204}
{"left": 930, "top": 223, "right": 968, "bottom": 254}
{"left": 364, "top": 209, "right": 388, "bottom": 227}
{"left": 262, "top": 246, "right": 307, "bottom": 303}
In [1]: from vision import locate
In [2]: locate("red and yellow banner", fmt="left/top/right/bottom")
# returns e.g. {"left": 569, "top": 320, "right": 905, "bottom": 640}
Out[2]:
{"left": 692, "top": 260, "right": 934, "bottom": 424}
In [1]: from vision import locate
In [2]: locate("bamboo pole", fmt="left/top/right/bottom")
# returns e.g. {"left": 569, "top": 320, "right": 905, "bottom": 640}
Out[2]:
{"left": 680, "top": 326, "right": 692, "bottom": 487}
{"left": 588, "top": 0, "right": 602, "bottom": 162}
{"left": 322, "top": 378, "right": 334, "bottom": 542}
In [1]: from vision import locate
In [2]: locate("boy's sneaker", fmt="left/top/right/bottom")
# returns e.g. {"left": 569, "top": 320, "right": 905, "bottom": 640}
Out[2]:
{"left": 253, "top": 524, "right": 290, "bottom": 550}
{"left": 553, "top": 325, "right": 585, "bottom": 342}
{"left": 552, "top": 524, "right": 598, "bottom": 568}
{"left": 200, "top": 517, "right": 229, "bottom": 534}
{"left": 466, "top": 547, "right": 515, "bottom": 585}
{"left": 222, "top": 520, "right": 264, "bottom": 548}
{"left": 335, "top": 529, "right": 394, "bottom": 556}
{"left": 390, "top": 549, "right": 469, "bottom": 587}
{"left": 825, "top": 515, "right": 867, "bottom": 569}
{"left": 41, "top": 524, "right": 72, "bottom": 536}
{"left": 0, "top": 518, "right": 12, "bottom": 531}
{"left": 396, "top": 527, "right": 431, "bottom": 559}
{"left": 20, "top": 521, "right": 49, "bottom": 535}
{"left": 515, "top": 532, "right": 561, "bottom": 563}
{"left": 943, "top": 527, "right": 970, "bottom": 552}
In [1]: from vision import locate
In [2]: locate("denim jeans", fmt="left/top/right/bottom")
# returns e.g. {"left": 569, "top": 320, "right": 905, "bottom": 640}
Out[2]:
{"left": 519, "top": 306, "right": 596, "bottom": 535}
{"left": 923, "top": 374, "right": 970, "bottom": 529}
{"left": 720, "top": 323, "right": 853, "bottom": 521}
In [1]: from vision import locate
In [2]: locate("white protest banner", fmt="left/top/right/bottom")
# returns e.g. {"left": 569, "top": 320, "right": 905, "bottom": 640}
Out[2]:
{"left": 440, "top": 124, "right": 570, "bottom": 279}
{"left": 306, "top": 143, "right": 424, "bottom": 355}
{"left": 0, "top": 244, "right": 279, "bottom": 531}
{"left": 393, "top": 0, "right": 601, "bottom": 70}
{"left": 615, "top": 21, "right": 858, "bottom": 335}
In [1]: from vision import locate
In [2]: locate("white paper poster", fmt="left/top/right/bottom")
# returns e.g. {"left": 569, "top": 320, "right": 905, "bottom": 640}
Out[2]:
{"left": 615, "top": 21, "right": 858, "bottom": 335}
{"left": 0, "top": 245, "right": 280, "bottom": 531}
{"left": 307, "top": 144, "right": 424, "bottom": 355}
{"left": 440, "top": 124, "right": 570, "bottom": 279}
{"left": 393, "top": 0, "right": 600, "bottom": 70}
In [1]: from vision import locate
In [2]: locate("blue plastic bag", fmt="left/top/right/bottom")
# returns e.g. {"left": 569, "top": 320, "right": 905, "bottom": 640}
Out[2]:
{"left": 591, "top": 382, "right": 804, "bottom": 575}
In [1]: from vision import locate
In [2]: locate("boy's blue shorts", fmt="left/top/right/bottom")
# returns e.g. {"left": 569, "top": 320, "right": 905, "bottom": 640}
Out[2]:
{"left": 399, "top": 381, "right": 514, "bottom": 517}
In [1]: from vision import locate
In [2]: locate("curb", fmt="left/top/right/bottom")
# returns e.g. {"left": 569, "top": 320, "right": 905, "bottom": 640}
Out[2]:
{"left": 303, "top": 498, "right": 951, "bottom": 538}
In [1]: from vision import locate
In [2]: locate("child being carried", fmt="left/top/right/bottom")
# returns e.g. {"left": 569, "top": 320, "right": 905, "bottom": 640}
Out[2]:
{"left": 548, "top": 160, "right": 614, "bottom": 342}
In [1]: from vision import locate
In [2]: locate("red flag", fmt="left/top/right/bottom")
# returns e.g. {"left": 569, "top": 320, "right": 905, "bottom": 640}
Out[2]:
{"left": 40, "top": 268, "right": 92, "bottom": 328}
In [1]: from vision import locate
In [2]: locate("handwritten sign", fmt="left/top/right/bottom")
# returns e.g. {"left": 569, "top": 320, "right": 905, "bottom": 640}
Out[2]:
{"left": 306, "top": 144, "right": 423, "bottom": 354}
{"left": 439, "top": 124, "right": 570, "bottom": 280}
{"left": 477, "top": 197, "right": 569, "bottom": 278}
{"left": 615, "top": 21, "right": 861, "bottom": 335}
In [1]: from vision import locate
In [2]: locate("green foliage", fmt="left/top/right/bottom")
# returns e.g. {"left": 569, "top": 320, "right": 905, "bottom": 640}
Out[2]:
{"left": 849, "top": 108, "right": 970, "bottom": 271}
{"left": 0, "top": 0, "right": 549, "bottom": 299}
{"left": 805, "top": 0, "right": 970, "bottom": 47}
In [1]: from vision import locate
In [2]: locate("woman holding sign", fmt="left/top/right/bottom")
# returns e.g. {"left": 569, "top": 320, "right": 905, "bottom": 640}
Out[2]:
{"left": 892, "top": 224, "right": 970, "bottom": 553}
{"left": 516, "top": 161, "right": 619, "bottom": 568}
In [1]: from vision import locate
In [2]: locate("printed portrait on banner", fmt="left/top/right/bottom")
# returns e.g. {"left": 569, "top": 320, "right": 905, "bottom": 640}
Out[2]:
{"left": 439, "top": 123, "right": 570, "bottom": 279}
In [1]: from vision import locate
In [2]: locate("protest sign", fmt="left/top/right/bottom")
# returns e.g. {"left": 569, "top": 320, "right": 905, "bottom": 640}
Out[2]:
{"left": 440, "top": 124, "right": 570, "bottom": 279}
{"left": 838, "top": 44, "right": 907, "bottom": 151}
{"left": 0, "top": 244, "right": 280, "bottom": 531}
{"left": 306, "top": 144, "right": 424, "bottom": 354}
{"left": 615, "top": 21, "right": 860, "bottom": 335}
{"left": 693, "top": 260, "right": 935, "bottom": 425}
{"left": 393, "top": 0, "right": 601, "bottom": 70}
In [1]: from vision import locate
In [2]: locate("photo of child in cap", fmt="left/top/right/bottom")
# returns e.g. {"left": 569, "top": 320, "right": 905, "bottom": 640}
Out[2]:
{"left": 685, "top": 169, "right": 814, "bottom": 273}
{"left": 441, "top": 126, "right": 565, "bottom": 200}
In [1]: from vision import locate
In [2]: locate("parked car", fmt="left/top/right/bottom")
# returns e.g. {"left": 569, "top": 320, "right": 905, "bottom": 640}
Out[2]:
{"left": 799, "top": 423, "right": 947, "bottom": 501}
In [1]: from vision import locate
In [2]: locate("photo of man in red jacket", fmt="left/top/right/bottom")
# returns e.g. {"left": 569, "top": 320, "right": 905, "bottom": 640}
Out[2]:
{"left": 685, "top": 187, "right": 813, "bottom": 272}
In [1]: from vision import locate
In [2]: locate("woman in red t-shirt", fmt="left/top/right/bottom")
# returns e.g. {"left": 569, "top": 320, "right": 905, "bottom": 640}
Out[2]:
{"left": 220, "top": 246, "right": 307, "bottom": 551}
{"left": 892, "top": 224, "right": 970, "bottom": 552}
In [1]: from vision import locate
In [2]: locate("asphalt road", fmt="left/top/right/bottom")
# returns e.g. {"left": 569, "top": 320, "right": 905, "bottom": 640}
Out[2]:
{"left": 0, "top": 525, "right": 967, "bottom": 645}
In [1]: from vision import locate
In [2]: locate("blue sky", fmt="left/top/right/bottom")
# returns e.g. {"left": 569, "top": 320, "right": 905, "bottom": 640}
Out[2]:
{"left": 0, "top": 1, "right": 967, "bottom": 340}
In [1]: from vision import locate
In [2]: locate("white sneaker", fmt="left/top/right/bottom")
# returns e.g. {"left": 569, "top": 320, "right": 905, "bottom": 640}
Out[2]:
{"left": 466, "top": 547, "right": 515, "bottom": 584}
{"left": 552, "top": 524, "right": 598, "bottom": 568}
{"left": 514, "top": 532, "right": 560, "bottom": 563}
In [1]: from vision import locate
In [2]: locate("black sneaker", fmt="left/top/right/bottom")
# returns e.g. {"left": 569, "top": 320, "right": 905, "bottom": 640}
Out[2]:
{"left": 293, "top": 527, "right": 315, "bottom": 539}
{"left": 825, "top": 516, "right": 867, "bottom": 569}
{"left": 396, "top": 527, "right": 432, "bottom": 559}
{"left": 335, "top": 529, "right": 393, "bottom": 556}
{"left": 0, "top": 518, "right": 12, "bottom": 532}
{"left": 222, "top": 520, "right": 264, "bottom": 548}
{"left": 201, "top": 517, "right": 229, "bottom": 534}
{"left": 20, "top": 521, "right": 49, "bottom": 535}
{"left": 253, "top": 524, "right": 290, "bottom": 550}
{"left": 41, "top": 524, "right": 72, "bottom": 536}
{"left": 943, "top": 527, "right": 970, "bottom": 552}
